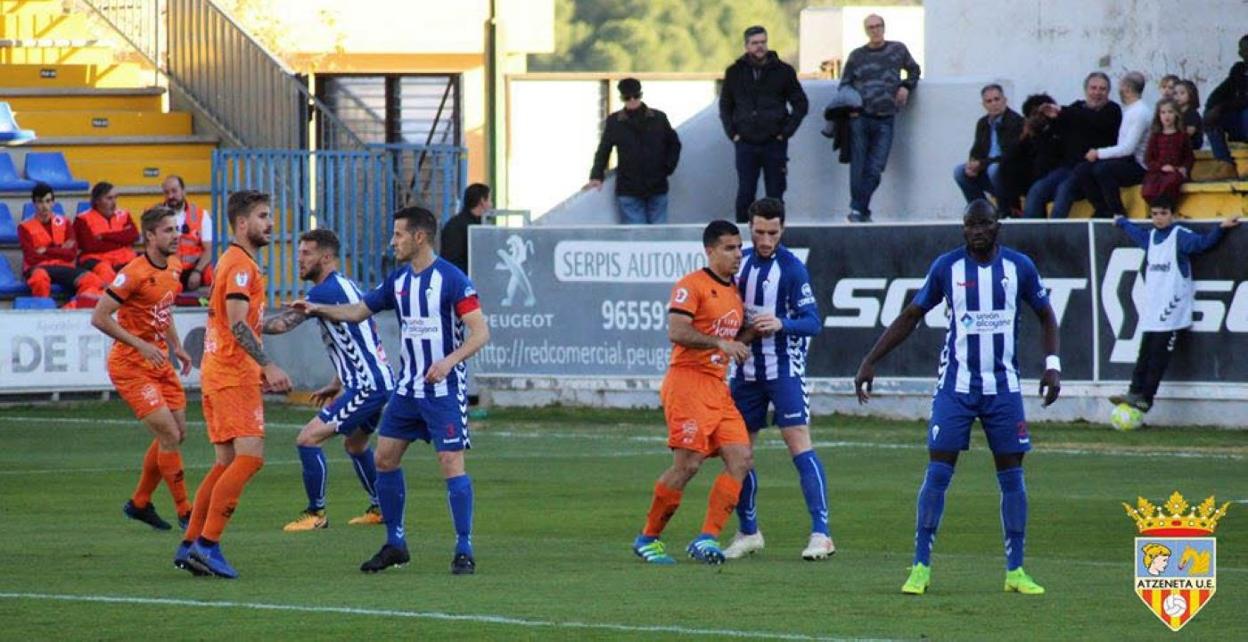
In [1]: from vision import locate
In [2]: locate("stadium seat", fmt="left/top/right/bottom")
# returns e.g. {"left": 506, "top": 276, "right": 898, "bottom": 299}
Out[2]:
{"left": 21, "top": 201, "right": 66, "bottom": 221}
{"left": 23, "top": 152, "right": 89, "bottom": 191}
{"left": 76, "top": 201, "right": 91, "bottom": 214}
{"left": 13, "top": 296, "right": 56, "bottom": 309}
{"left": 0, "top": 255, "right": 29, "bottom": 296}
{"left": 0, "top": 203, "right": 16, "bottom": 243}
{"left": 0, "top": 152, "right": 35, "bottom": 192}
{"left": 0, "top": 103, "right": 36, "bottom": 145}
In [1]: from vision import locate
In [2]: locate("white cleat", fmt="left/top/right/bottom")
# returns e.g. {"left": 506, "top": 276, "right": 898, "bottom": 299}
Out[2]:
{"left": 723, "top": 531, "right": 765, "bottom": 559}
{"left": 801, "top": 533, "right": 836, "bottom": 561}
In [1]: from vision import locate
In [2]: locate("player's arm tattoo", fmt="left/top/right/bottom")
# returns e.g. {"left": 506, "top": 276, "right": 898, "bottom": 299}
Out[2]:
{"left": 231, "top": 320, "right": 272, "bottom": 366}
{"left": 261, "top": 308, "right": 308, "bottom": 335}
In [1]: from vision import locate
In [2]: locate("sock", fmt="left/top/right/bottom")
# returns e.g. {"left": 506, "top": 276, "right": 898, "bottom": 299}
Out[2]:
{"left": 156, "top": 448, "right": 191, "bottom": 516}
{"left": 735, "top": 469, "right": 759, "bottom": 535}
{"left": 297, "top": 445, "right": 328, "bottom": 512}
{"left": 201, "top": 455, "right": 264, "bottom": 542}
{"left": 183, "top": 463, "right": 228, "bottom": 541}
{"left": 914, "top": 461, "right": 955, "bottom": 566}
{"left": 349, "top": 448, "right": 379, "bottom": 506}
{"left": 446, "top": 474, "right": 474, "bottom": 556}
{"left": 793, "top": 451, "right": 830, "bottom": 536}
{"left": 642, "top": 482, "right": 683, "bottom": 538}
{"left": 130, "top": 439, "right": 161, "bottom": 508}
{"left": 376, "top": 468, "right": 407, "bottom": 548}
{"left": 700, "top": 473, "right": 743, "bottom": 538}
{"left": 997, "top": 466, "right": 1028, "bottom": 571}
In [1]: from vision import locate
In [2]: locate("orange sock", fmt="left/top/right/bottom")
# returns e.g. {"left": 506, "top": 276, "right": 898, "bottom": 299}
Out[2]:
{"left": 201, "top": 455, "right": 264, "bottom": 542}
{"left": 130, "top": 440, "right": 161, "bottom": 508}
{"left": 183, "top": 463, "right": 227, "bottom": 542}
{"left": 642, "top": 482, "right": 683, "bottom": 538}
{"left": 701, "top": 473, "right": 743, "bottom": 538}
{"left": 157, "top": 449, "right": 191, "bottom": 516}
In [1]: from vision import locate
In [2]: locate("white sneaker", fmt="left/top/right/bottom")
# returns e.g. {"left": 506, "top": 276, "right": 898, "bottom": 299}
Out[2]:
{"left": 801, "top": 533, "right": 836, "bottom": 561}
{"left": 722, "top": 531, "right": 765, "bottom": 559}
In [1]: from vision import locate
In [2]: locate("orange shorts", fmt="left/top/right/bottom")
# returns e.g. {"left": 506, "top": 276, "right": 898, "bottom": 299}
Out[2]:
{"left": 660, "top": 369, "right": 748, "bottom": 456}
{"left": 202, "top": 385, "right": 265, "bottom": 444}
{"left": 110, "top": 361, "right": 186, "bottom": 419}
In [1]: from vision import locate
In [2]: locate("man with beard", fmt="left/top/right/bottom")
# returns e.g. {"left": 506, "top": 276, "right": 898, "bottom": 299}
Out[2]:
{"left": 159, "top": 175, "right": 214, "bottom": 292}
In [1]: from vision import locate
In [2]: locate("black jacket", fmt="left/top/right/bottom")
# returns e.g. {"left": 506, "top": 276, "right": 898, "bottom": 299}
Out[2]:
{"left": 968, "top": 108, "right": 1023, "bottom": 162}
{"left": 439, "top": 211, "right": 480, "bottom": 274}
{"left": 1056, "top": 100, "right": 1122, "bottom": 166}
{"left": 589, "top": 104, "right": 681, "bottom": 197}
{"left": 1207, "top": 61, "right": 1248, "bottom": 111}
{"left": 719, "top": 52, "right": 809, "bottom": 143}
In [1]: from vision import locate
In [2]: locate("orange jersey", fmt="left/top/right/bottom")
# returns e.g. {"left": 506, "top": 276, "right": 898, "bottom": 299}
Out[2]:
{"left": 667, "top": 268, "right": 744, "bottom": 380}
{"left": 202, "top": 244, "right": 266, "bottom": 392}
{"left": 105, "top": 254, "right": 183, "bottom": 368}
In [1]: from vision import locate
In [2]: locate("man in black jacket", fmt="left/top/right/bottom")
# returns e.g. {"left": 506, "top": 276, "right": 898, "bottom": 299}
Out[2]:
{"left": 953, "top": 84, "right": 1023, "bottom": 213}
{"left": 719, "top": 26, "right": 808, "bottom": 223}
{"left": 587, "top": 78, "right": 682, "bottom": 224}
{"left": 1205, "top": 34, "right": 1248, "bottom": 180}
{"left": 440, "top": 183, "right": 490, "bottom": 274}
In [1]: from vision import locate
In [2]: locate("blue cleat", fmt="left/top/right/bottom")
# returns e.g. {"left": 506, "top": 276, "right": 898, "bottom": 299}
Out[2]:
{"left": 188, "top": 541, "right": 238, "bottom": 579}
{"left": 123, "top": 500, "right": 171, "bottom": 530}
{"left": 632, "top": 535, "right": 675, "bottom": 565}
{"left": 174, "top": 541, "right": 209, "bottom": 576}
{"left": 686, "top": 536, "right": 725, "bottom": 565}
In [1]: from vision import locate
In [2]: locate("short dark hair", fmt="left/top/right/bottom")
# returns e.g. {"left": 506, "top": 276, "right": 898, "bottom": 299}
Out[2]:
{"left": 1148, "top": 194, "right": 1177, "bottom": 211}
{"left": 963, "top": 199, "right": 998, "bottom": 224}
{"left": 743, "top": 25, "right": 766, "bottom": 42}
{"left": 1121, "top": 71, "right": 1146, "bottom": 96}
{"left": 462, "top": 183, "right": 491, "bottom": 213}
{"left": 1021, "top": 93, "right": 1056, "bottom": 117}
{"left": 226, "top": 190, "right": 270, "bottom": 227}
{"left": 395, "top": 206, "right": 438, "bottom": 243}
{"left": 31, "top": 182, "right": 53, "bottom": 202}
{"left": 747, "top": 197, "right": 785, "bottom": 225}
{"left": 163, "top": 175, "right": 185, "bottom": 189}
{"left": 980, "top": 83, "right": 1004, "bottom": 97}
{"left": 1084, "top": 71, "right": 1110, "bottom": 88}
{"left": 90, "top": 181, "right": 114, "bottom": 205}
{"left": 299, "top": 228, "right": 340, "bottom": 256}
{"left": 702, "top": 219, "right": 740, "bottom": 248}
{"left": 140, "top": 206, "right": 176, "bottom": 234}
{"left": 1160, "top": 74, "right": 1180, "bottom": 85}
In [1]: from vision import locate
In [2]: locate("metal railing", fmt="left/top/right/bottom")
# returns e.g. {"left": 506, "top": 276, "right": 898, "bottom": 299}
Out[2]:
{"left": 370, "top": 144, "right": 467, "bottom": 223}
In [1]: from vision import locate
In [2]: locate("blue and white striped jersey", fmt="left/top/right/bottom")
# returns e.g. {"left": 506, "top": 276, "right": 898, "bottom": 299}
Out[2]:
{"left": 912, "top": 246, "right": 1050, "bottom": 395}
{"left": 306, "top": 271, "right": 395, "bottom": 392}
{"left": 363, "top": 258, "right": 480, "bottom": 399}
{"left": 733, "top": 245, "right": 821, "bottom": 382}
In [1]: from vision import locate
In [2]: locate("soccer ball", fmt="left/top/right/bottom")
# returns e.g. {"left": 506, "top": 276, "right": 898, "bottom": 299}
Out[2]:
{"left": 1109, "top": 403, "right": 1143, "bottom": 431}
{"left": 1163, "top": 594, "right": 1187, "bottom": 617}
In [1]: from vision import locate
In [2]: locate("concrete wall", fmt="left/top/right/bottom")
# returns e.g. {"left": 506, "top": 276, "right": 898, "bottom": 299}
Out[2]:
{"left": 799, "top": 6, "right": 926, "bottom": 75}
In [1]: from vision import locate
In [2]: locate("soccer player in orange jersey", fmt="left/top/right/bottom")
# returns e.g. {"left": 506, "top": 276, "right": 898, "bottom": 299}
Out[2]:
{"left": 91, "top": 206, "right": 194, "bottom": 531}
{"left": 175, "top": 190, "right": 292, "bottom": 579}
{"left": 632, "top": 220, "right": 757, "bottom": 565}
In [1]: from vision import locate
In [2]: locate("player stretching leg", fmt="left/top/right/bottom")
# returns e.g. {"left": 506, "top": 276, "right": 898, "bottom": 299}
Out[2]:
{"left": 294, "top": 206, "right": 490, "bottom": 575}
{"left": 854, "top": 200, "right": 1060, "bottom": 595}
{"left": 91, "top": 207, "right": 195, "bottom": 531}
{"left": 722, "top": 198, "right": 833, "bottom": 561}
{"left": 632, "top": 220, "right": 756, "bottom": 566}
{"left": 261, "top": 229, "right": 395, "bottom": 531}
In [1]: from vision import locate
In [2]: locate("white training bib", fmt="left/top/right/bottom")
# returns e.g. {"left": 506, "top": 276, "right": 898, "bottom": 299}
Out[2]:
{"left": 1140, "top": 228, "right": 1194, "bottom": 332}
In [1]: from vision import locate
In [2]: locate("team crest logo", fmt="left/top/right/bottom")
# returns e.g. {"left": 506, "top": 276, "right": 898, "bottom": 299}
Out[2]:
{"left": 234, "top": 271, "right": 249, "bottom": 287}
{"left": 1124, "top": 491, "right": 1229, "bottom": 631}
{"left": 112, "top": 273, "right": 126, "bottom": 287}
{"left": 495, "top": 234, "right": 536, "bottom": 307}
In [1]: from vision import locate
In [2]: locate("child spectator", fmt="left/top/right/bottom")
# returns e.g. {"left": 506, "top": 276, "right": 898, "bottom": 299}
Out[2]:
{"left": 1158, "top": 74, "right": 1179, "bottom": 101}
{"left": 1141, "top": 99, "right": 1194, "bottom": 202}
{"left": 1174, "top": 80, "right": 1203, "bottom": 150}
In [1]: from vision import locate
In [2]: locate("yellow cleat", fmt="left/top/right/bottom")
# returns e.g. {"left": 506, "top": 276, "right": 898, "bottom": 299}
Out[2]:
{"left": 283, "top": 510, "right": 328, "bottom": 532}
{"left": 347, "top": 505, "right": 383, "bottom": 526}
{"left": 1004, "top": 567, "right": 1046, "bottom": 595}
{"left": 901, "top": 563, "right": 931, "bottom": 595}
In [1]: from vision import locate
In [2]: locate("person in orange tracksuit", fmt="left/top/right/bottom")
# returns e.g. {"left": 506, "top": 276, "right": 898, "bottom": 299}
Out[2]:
{"left": 91, "top": 206, "right": 195, "bottom": 532}
{"left": 159, "top": 174, "right": 214, "bottom": 292}
{"left": 75, "top": 181, "right": 138, "bottom": 284}
{"left": 175, "top": 190, "right": 291, "bottom": 579}
{"left": 631, "top": 219, "right": 758, "bottom": 565}
{"left": 18, "top": 182, "right": 103, "bottom": 307}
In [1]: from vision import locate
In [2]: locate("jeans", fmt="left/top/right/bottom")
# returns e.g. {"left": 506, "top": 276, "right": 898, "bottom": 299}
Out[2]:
{"left": 1207, "top": 105, "right": 1248, "bottom": 163}
{"left": 616, "top": 193, "right": 669, "bottom": 224}
{"left": 849, "top": 115, "right": 895, "bottom": 216}
{"left": 734, "top": 138, "right": 788, "bottom": 222}
{"left": 1048, "top": 164, "right": 1094, "bottom": 219}
{"left": 1023, "top": 167, "right": 1074, "bottom": 219}
{"left": 1078, "top": 157, "right": 1146, "bottom": 216}
{"left": 953, "top": 161, "right": 1004, "bottom": 204}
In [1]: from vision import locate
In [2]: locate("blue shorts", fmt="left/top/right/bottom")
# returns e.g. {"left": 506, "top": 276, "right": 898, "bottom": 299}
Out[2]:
{"left": 377, "top": 392, "right": 469, "bottom": 452}
{"left": 928, "top": 388, "right": 1030, "bottom": 454}
{"left": 316, "top": 388, "right": 389, "bottom": 436}
{"left": 730, "top": 377, "right": 810, "bottom": 431}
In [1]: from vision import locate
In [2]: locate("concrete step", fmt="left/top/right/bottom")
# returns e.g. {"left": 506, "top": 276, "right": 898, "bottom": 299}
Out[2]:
{"left": 69, "top": 158, "right": 212, "bottom": 186}
{"left": 0, "top": 0, "right": 65, "bottom": 18}
{"left": 0, "top": 63, "right": 150, "bottom": 88}
{"left": 15, "top": 110, "right": 193, "bottom": 136}
{"left": 1066, "top": 182, "right": 1246, "bottom": 220}
{"left": 0, "top": 87, "right": 165, "bottom": 112}
{"left": 22, "top": 136, "right": 217, "bottom": 162}
{"left": 0, "top": 43, "right": 116, "bottom": 66}
{"left": 0, "top": 13, "right": 91, "bottom": 41}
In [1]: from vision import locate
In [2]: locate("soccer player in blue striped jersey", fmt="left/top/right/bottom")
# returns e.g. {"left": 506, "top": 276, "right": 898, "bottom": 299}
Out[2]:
{"left": 722, "top": 198, "right": 834, "bottom": 561}
{"left": 293, "top": 207, "right": 489, "bottom": 576}
{"left": 261, "top": 229, "right": 395, "bottom": 532}
{"left": 854, "top": 200, "right": 1061, "bottom": 596}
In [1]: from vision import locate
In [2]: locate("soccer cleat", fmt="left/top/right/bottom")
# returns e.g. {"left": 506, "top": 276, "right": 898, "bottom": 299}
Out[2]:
{"left": 686, "top": 536, "right": 726, "bottom": 565}
{"left": 632, "top": 537, "right": 676, "bottom": 565}
{"left": 360, "top": 544, "right": 410, "bottom": 573}
{"left": 123, "top": 500, "right": 172, "bottom": 530}
{"left": 173, "top": 542, "right": 209, "bottom": 577}
{"left": 1004, "top": 568, "right": 1046, "bottom": 595}
{"left": 801, "top": 533, "right": 837, "bottom": 561}
{"left": 188, "top": 541, "right": 238, "bottom": 579}
{"left": 178, "top": 512, "right": 190, "bottom": 531}
{"left": 902, "top": 563, "right": 931, "bottom": 595}
{"left": 347, "top": 505, "right": 383, "bottom": 526}
{"left": 282, "top": 509, "right": 328, "bottom": 532}
{"left": 451, "top": 553, "right": 476, "bottom": 575}
{"left": 723, "top": 531, "right": 765, "bottom": 559}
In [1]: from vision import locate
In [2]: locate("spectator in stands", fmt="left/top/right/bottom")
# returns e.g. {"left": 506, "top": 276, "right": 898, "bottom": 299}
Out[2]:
{"left": 75, "top": 181, "right": 138, "bottom": 283}
{"left": 160, "top": 175, "right": 213, "bottom": 292}
{"left": 1174, "top": 80, "right": 1203, "bottom": 150}
{"left": 1158, "top": 74, "right": 1179, "bottom": 101}
{"left": 839, "top": 14, "right": 920, "bottom": 222}
{"left": 1141, "top": 100, "right": 1195, "bottom": 202}
{"left": 1003, "top": 93, "right": 1066, "bottom": 219}
{"left": 953, "top": 84, "right": 1023, "bottom": 213}
{"left": 17, "top": 182, "right": 103, "bottom": 307}
{"left": 1074, "top": 71, "right": 1151, "bottom": 218}
{"left": 720, "top": 25, "right": 808, "bottom": 223}
{"left": 586, "top": 78, "right": 682, "bottom": 224}
{"left": 440, "top": 182, "right": 491, "bottom": 274}
{"left": 1203, "top": 33, "right": 1248, "bottom": 181}
{"left": 1039, "top": 72, "right": 1123, "bottom": 218}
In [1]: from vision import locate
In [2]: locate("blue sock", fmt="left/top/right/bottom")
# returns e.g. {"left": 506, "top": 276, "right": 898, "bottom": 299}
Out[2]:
{"left": 446, "top": 474, "right": 474, "bottom": 556}
{"left": 376, "top": 468, "right": 406, "bottom": 548}
{"left": 348, "top": 447, "right": 379, "bottom": 506}
{"left": 914, "top": 461, "right": 955, "bottom": 566}
{"left": 735, "top": 469, "right": 759, "bottom": 535}
{"left": 793, "top": 450, "right": 830, "bottom": 536}
{"left": 296, "top": 445, "right": 327, "bottom": 512}
{"left": 996, "top": 467, "right": 1027, "bottom": 571}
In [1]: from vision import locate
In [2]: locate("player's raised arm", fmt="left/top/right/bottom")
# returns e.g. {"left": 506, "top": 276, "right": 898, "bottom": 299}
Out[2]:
{"left": 261, "top": 307, "right": 309, "bottom": 335}
{"left": 226, "top": 296, "right": 291, "bottom": 392}
{"left": 91, "top": 291, "right": 167, "bottom": 368}
{"left": 289, "top": 298, "right": 373, "bottom": 324}
{"left": 669, "top": 313, "right": 749, "bottom": 363}
{"left": 854, "top": 303, "right": 927, "bottom": 404}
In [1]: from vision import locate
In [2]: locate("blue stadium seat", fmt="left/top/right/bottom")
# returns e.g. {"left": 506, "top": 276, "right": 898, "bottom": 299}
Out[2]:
{"left": 0, "top": 103, "right": 36, "bottom": 145}
{"left": 14, "top": 296, "right": 56, "bottom": 309}
{"left": 0, "top": 255, "right": 29, "bottom": 296}
{"left": 21, "top": 201, "right": 66, "bottom": 221}
{"left": 0, "top": 203, "right": 16, "bottom": 243}
{"left": 23, "top": 152, "right": 88, "bottom": 191}
{"left": 0, "top": 152, "right": 36, "bottom": 192}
